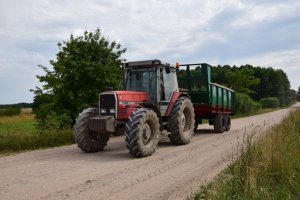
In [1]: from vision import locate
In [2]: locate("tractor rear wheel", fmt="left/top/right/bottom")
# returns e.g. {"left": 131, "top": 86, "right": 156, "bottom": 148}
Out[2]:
{"left": 125, "top": 108, "right": 160, "bottom": 158}
{"left": 168, "top": 97, "right": 195, "bottom": 145}
{"left": 74, "top": 108, "right": 109, "bottom": 152}
{"left": 214, "top": 113, "right": 225, "bottom": 133}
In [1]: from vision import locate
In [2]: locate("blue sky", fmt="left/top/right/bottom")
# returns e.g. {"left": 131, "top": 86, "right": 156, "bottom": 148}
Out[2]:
{"left": 0, "top": 0, "right": 300, "bottom": 104}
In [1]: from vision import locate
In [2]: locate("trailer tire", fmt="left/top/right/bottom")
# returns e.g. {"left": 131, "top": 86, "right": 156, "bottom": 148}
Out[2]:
{"left": 74, "top": 108, "right": 109, "bottom": 152}
{"left": 225, "top": 115, "right": 231, "bottom": 131}
{"left": 214, "top": 114, "right": 225, "bottom": 133}
{"left": 125, "top": 108, "right": 160, "bottom": 157}
{"left": 168, "top": 97, "right": 195, "bottom": 145}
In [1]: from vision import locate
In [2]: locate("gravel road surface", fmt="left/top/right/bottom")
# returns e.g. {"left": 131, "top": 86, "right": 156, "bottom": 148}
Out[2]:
{"left": 1, "top": 104, "right": 299, "bottom": 200}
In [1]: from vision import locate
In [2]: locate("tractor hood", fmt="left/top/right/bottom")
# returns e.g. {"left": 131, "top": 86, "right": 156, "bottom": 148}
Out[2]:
{"left": 99, "top": 90, "right": 149, "bottom": 120}
{"left": 113, "top": 91, "right": 149, "bottom": 103}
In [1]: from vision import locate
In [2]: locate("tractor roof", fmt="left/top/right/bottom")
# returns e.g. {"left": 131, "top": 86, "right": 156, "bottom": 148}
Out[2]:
{"left": 124, "top": 59, "right": 175, "bottom": 68}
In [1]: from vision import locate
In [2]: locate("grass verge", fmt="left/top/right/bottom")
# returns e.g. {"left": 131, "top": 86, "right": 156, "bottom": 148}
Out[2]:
{"left": 194, "top": 108, "right": 300, "bottom": 200}
{"left": 233, "top": 108, "right": 278, "bottom": 118}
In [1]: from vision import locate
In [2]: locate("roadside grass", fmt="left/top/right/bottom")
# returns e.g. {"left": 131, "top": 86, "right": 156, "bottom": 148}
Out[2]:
{"left": 233, "top": 108, "right": 278, "bottom": 118}
{"left": 0, "top": 109, "right": 74, "bottom": 154}
{"left": 194, "top": 108, "right": 300, "bottom": 200}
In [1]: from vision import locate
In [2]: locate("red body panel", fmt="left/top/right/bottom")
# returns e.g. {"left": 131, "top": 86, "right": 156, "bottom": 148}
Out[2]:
{"left": 115, "top": 91, "right": 149, "bottom": 102}
{"left": 193, "top": 104, "right": 211, "bottom": 116}
{"left": 165, "top": 92, "right": 181, "bottom": 116}
{"left": 114, "top": 91, "right": 149, "bottom": 120}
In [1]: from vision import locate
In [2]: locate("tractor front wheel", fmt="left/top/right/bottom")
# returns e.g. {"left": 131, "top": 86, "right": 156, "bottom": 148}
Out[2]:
{"left": 168, "top": 97, "right": 195, "bottom": 145}
{"left": 125, "top": 108, "right": 160, "bottom": 158}
{"left": 74, "top": 108, "right": 109, "bottom": 152}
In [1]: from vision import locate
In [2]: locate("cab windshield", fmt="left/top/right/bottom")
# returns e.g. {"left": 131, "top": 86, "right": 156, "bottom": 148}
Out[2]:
{"left": 125, "top": 69, "right": 157, "bottom": 102}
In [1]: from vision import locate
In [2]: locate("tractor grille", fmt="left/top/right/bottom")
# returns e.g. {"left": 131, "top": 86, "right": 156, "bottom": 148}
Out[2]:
{"left": 100, "top": 93, "right": 116, "bottom": 116}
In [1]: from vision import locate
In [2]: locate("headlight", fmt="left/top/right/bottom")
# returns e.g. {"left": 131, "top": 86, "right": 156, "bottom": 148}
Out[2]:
{"left": 109, "top": 109, "right": 116, "bottom": 113}
{"left": 119, "top": 101, "right": 128, "bottom": 105}
{"left": 100, "top": 109, "right": 106, "bottom": 114}
{"left": 119, "top": 101, "right": 136, "bottom": 106}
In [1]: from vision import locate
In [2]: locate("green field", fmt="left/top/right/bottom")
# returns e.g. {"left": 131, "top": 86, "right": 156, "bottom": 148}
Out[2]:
{"left": 0, "top": 109, "right": 74, "bottom": 153}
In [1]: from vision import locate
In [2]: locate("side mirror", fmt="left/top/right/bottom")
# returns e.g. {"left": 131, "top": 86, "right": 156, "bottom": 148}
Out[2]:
{"left": 166, "top": 65, "right": 171, "bottom": 74}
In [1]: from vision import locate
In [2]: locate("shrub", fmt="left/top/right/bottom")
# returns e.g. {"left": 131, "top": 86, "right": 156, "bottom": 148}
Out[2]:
{"left": 259, "top": 97, "right": 279, "bottom": 108}
{"left": 236, "top": 93, "right": 262, "bottom": 114}
{"left": 0, "top": 106, "right": 21, "bottom": 116}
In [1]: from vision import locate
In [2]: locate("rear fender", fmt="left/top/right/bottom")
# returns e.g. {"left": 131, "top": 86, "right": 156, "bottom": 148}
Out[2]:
{"left": 165, "top": 92, "right": 190, "bottom": 116}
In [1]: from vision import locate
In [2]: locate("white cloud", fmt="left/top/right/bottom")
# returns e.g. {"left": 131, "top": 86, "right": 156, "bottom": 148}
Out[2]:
{"left": 0, "top": 0, "right": 300, "bottom": 103}
{"left": 232, "top": 1, "right": 300, "bottom": 27}
{"left": 227, "top": 46, "right": 300, "bottom": 90}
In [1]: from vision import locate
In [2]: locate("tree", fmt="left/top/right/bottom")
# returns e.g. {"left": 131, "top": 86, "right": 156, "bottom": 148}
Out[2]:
{"left": 225, "top": 66, "right": 260, "bottom": 94}
{"left": 31, "top": 28, "right": 126, "bottom": 129}
{"left": 297, "top": 87, "right": 300, "bottom": 102}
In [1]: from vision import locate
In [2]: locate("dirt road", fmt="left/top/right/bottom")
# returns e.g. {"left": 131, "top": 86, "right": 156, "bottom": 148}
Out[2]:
{"left": 1, "top": 104, "right": 299, "bottom": 200}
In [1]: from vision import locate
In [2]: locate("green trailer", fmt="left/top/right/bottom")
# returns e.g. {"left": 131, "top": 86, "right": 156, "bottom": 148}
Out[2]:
{"left": 177, "top": 63, "right": 235, "bottom": 133}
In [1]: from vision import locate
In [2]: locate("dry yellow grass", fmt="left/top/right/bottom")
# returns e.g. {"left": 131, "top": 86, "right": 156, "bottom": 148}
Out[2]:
{"left": 0, "top": 108, "right": 35, "bottom": 124}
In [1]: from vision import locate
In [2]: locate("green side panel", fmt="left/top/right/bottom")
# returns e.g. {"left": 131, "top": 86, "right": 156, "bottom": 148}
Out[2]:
{"left": 230, "top": 92, "right": 232, "bottom": 107}
{"left": 211, "top": 84, "right": 217, "bottom": 106}
{"left": 202, "top": 64, "right": 211, "bottom": 83}
{"left": 189, "top": 92, "right": 209, "bottom": 104}
{"left": 218, "top": 87, "right": 222, "bottom": 106}
{"left": 223, "top": 90, "right": 228, "bottom": 107}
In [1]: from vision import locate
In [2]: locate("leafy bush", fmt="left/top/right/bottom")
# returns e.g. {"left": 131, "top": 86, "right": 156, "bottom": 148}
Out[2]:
{"left": 236, "top": 93, "right": 262, "bottom": 114}
{"left": 0, "top": 106, "right": 21, "bottom": 116}
{"left": 260, "top": 97, "right": 279, "bottom": 108}
{"left": 31, "top": 28, "right": 126, "bottom": 129}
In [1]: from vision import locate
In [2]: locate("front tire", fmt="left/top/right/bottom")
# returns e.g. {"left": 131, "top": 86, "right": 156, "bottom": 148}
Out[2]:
{"left": 168, "top": 97, "right": 195, "bottom": 145}
{"left": 125, "top": 108, "right": 160, "bottom": 158}
{"left": 74, "top": 108, "right": 109, "bottom": 152}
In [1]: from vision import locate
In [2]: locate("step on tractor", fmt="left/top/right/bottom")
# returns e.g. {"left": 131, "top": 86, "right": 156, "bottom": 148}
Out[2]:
{"left": 74, "top": 59, "right": 235, "bottom": 157}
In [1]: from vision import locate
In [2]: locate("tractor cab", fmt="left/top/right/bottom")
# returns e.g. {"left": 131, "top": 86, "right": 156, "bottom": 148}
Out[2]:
{"left": 124, "top": 59, "right": 179, "bottom": 116}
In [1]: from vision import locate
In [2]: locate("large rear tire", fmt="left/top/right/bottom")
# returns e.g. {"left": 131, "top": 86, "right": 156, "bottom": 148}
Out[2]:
{"left": 214, "top": 113, "right": 225, "bottom": 133}
{"left": 167, "top": 97, "right": 195, "bottom": 145}
{"left": 74, "top": 108, "right": 109, "bottom": 152}
{"left": 125, "top": 108, "right": 160, "bottom": 158}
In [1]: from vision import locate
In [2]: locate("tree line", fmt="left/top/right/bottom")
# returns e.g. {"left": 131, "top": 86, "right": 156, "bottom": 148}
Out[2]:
{"left": 212, "top": 65, "right": 297, "bottom": 107}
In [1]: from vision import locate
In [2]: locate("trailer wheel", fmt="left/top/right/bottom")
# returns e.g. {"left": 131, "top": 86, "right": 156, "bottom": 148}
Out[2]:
{"left": 209, "top": 118, "right": 214, "bottom": 125}
{"left": 125, "top": 108, "right": 160, "bottom": 158}
{"left": 214, "top": 114, "right": 225, "bottom": 133}
{"left": 225, "top": 115, "right": 231, "bottom": 131}
{"left": 74, "top": 108, "right": 109, "bottom": 152}
{"left": 168, "top": 97, "right": 195, "bottom": 145}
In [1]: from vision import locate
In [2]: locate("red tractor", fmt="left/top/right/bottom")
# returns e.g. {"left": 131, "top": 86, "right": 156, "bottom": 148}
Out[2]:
{"left": 74, "top": 59, "right": 195, "bottom": 157}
